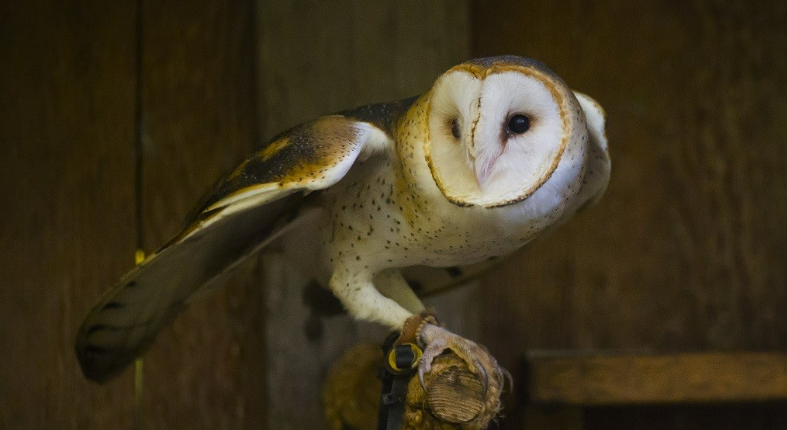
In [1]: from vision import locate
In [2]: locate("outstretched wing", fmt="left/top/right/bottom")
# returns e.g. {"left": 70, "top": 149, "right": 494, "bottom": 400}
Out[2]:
{"left": 76, "top": 115, "right": 392, "bottom": 383}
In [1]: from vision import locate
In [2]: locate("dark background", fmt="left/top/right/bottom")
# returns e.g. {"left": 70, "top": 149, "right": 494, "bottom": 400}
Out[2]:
{"left": 1, "top": 1, "right": 786, "bottom": 428}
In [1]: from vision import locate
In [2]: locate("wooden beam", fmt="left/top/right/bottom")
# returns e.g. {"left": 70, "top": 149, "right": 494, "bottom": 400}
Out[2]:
{"left": 527, "top": 352, "right": 787, "bottom": 406}
{"left": 0, "top": 1, "right": 138, "bottom": 428}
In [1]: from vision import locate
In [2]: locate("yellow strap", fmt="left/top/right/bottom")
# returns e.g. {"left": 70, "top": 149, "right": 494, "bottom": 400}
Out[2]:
{"left": 387, "top": 343, "right": 423, "bottom": 372}
{"left": 134, "top": 249, "right": 146, "bottom": 265}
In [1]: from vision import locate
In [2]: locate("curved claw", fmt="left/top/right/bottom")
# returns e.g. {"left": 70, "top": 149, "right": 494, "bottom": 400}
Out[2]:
{"left": 502, "top": 367, "right": 514, "bottom": 391}
{"left": 475, "top": 359, "right": 488, "bottom": 394}
{"left": 418, "top": 366, "right": 427, "bottom": 392}
{"left": 411, "top": 323, "right": 505, "bottom": 427}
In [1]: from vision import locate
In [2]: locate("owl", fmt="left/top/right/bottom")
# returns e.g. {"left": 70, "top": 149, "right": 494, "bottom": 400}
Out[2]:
{"left": 76, "top": 56, "right": 610, "bottom": 400}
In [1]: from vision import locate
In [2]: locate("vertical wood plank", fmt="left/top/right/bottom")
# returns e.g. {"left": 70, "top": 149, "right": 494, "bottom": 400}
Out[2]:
{"left": 137, "top": 0, "right": 260, "bottom": 428}
{"left": 256, "top": 0, "right": 469, "bottom": 140}
{"left": 0, "top": 1, "right": 137, "bottom": 428}
{"left": 472, "top": 0, "right": 787, "bottom": 428}
{"left": 256, "top": 2, "right": 470, "bottom": 428}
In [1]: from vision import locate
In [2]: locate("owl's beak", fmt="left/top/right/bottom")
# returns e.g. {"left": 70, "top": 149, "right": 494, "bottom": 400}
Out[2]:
{"left": 464, "top": 110, "right": 498, "bottom": 189}
{"left": 472, "top": 155, "right": 498, "bottom": 189}
{"left": 468, "top": 135, "right": 501, "bottom": 189}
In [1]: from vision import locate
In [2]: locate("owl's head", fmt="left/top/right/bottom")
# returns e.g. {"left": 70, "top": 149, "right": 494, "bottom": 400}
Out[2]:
{"left": 425, "top": 56, "right": 606, "bottom": 208}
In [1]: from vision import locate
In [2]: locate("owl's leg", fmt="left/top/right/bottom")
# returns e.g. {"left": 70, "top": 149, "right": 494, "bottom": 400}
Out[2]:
{"left": 332, "top": 268, "right": 507, "bottom": 407}
{"left": 330, "top": 270, "right": 413, "bottom": 329}
{"left": 374, "top": 269, "right": 425, "bottom": 314}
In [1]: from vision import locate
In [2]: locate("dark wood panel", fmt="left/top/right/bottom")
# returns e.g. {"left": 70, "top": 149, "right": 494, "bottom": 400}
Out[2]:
{"left": 136, "top": 0, "right": 261, "bottom": 428}
{"left": 528, "top": 352, "right": 787, "bottom": 405}
{"left": 472, "top": 0, "right": 787, "bottom": 365}
{"left": 0, "top": 1, "right": 138, "bottom": 428}
{"left": 472, "top": 1, "right": 787, "bottom": 428}
{"left": 0, "top": 1, "right": 473, "bottom": 428}
{"left": 585, "top": 403, "right": 787, "bottom": 430}
{"left": 256, "top": 0, "right": 470, "bottom": 139}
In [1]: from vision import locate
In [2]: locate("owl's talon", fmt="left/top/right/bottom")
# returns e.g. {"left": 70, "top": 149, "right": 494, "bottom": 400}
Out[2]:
{"left": 416, "top": 323, "right": 506, "bottom": 411}
{"left": 475, "top": 359, "right": 488, "bottom": 393}
{"left": 502, "top": 366, "right": 514, "bottom": 391}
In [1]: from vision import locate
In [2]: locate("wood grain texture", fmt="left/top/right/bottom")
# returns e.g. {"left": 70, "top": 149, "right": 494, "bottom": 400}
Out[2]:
{"left": 256, "top": 2, "right": 471, "bottom": 428}
{"left": 529, "top": 352, "right": 787, "bottom": 405}
{"left": 473, "top": 1, "right": 787, "bottom": 428}
{"left": 584, "top": 403, "right": 787, "bottom": 430}
{"left": 473, "top": 0, "right": 787, "bottom": 367}
{"left": 0, "top": 1, "right": 138, "bottom": 428}
{"left": 0, "top": 1, "right": 472, "bottom": 428}
{"left": 136, "top": 0, "right": 261, "bottom": 428}
{"left": 257, "top": 0, "right": 470, "bottom": 140}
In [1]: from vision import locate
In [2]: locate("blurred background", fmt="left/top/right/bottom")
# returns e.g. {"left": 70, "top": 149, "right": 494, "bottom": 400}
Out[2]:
{"left": 1, "top": 0, "right": 786, "bottom": 429}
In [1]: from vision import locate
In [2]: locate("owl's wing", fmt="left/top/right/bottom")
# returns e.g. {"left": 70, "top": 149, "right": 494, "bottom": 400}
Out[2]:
{"left": 572, "top": 91, "right": 610, "bottom": 210}
{"left": 76, "top": 115, "right": 391, "bottom": 383}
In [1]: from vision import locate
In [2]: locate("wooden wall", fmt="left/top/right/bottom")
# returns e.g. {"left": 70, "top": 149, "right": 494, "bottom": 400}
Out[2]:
{"left": 1, "top": 1, "right": 138, "bottom": 428}
{"left": 0, "top": 0, "right": 260, "bottom": 428}
{"left": 0, "top": 1, "right": 468, "bottom": 428}
{"left": 473, "top": 1, "right": 787, "bottom": 428}
{"left": 3, "top": 0, "right": 786, "bottom": 429}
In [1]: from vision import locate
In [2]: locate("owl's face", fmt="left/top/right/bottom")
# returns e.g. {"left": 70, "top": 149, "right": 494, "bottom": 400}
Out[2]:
{"left": 425, "top": 56, "right": 588, "bottom": 208}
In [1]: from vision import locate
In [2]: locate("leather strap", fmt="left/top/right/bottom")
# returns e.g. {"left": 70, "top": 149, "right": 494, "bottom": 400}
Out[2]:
{"left": 376, "top": 311, "right": 439, "bottom": 430}
{"left": 393, "top": 309, "right": 438, "bottom": 350}
{"left": 377, "top": 367, "right": 410, "bottom": 430}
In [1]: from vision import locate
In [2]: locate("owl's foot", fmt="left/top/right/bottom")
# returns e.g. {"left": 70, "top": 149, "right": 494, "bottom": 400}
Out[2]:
{"left": 417, "top": 324, "right": 511, "bottom": 412}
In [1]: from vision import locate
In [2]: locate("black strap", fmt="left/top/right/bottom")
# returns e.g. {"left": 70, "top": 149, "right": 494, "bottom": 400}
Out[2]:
{"left": 377, "top": 368, "right": 410, "bottom": 430}
{"left": 377, "top": 333, "right": 415, "bottom": 430}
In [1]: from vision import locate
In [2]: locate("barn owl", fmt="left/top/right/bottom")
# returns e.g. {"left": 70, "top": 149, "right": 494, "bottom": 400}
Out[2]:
{"left": 76, "top": 56, "right": 610, "bottom": 400}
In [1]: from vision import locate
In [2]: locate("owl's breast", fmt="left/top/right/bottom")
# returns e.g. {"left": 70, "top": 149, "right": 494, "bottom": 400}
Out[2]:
{"left": 313, "top": 91, "right": 597, "bottom": 273}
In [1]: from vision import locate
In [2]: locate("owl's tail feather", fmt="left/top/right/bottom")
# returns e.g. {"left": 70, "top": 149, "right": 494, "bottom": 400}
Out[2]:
{"left": 75, "top": 193, "right": 303, "bottom": 383}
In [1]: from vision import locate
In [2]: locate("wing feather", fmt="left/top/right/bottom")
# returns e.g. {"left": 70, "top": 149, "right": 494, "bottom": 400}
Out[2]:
{"left": 76, "top": 115, "right": 391, "bottom": 382}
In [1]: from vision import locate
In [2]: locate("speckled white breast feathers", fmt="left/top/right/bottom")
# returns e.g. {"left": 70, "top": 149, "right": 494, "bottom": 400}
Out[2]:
{"left": 74, "top": 56, "right": 610, "bottom": 384}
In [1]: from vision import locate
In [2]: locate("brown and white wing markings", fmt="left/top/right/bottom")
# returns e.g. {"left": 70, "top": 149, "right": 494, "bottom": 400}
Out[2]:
{"left": 75, "top": 115, "right": 392, "bottom": 383}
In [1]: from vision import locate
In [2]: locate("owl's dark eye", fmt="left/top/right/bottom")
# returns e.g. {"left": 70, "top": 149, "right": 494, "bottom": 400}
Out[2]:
{"left": 507, "top": 114, "right": 530, "bottom": 134}
{"left": 451, "top": 118, "right": 461, "bottom": 139}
